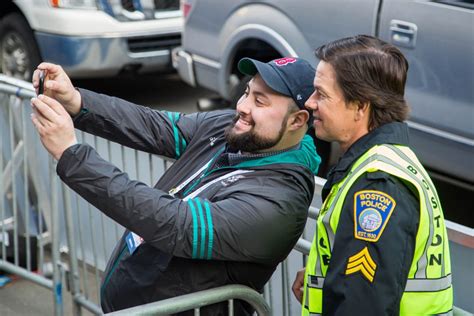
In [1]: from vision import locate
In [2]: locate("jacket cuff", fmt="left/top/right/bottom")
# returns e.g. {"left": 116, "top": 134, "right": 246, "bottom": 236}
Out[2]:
{"left": 56, "top": 143, "right": 84, "bottom": 176}
{"left": 72, "top": 88, "right": 91, "bottom": 123}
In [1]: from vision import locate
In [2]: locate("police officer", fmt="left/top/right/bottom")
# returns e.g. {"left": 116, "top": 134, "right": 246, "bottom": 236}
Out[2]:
{"left": 292, "top": 35, "right": 453, "bottom": 315}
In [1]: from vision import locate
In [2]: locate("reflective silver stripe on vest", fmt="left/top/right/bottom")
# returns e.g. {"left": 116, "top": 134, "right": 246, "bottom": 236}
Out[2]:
{"left": 314, "top": 222, "right": 323, "bottom": 277}
{"left": 324, "top": 147, "right": 440, "bottom": 280}
{"left": 308, "top": 276, "right": 325, "bottom": 289}
{"left": 315, "top": 153, "right": 392, "bottom": 279}
{"left": 385, "top": 145, "right": 445, "bottom": 276}
{"left": 375, "top": 154, "right": 435, "bottom": 277}
{"left": 320, "top": 154, "right": 382, "bottom": 252}
{"left": 404, "top": 274, "right": 452, "bottom": 292}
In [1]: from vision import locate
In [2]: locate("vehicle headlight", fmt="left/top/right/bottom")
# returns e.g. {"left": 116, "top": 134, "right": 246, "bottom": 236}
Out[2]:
{"left": 49, "top": 0, "right": 98, "bottom": 10}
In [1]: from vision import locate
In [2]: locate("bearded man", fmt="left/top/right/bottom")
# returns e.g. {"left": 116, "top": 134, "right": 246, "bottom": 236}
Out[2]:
{"left": 31, "top": 57, "right": 320, "bottom": 315}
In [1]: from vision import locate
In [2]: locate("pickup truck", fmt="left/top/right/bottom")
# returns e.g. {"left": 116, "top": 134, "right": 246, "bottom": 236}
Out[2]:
{"left": 173, "top": 0, "right": 473, "bottom": 312}
{"left": 0, "top": 0, "right": 182, "bottom": 81}
{"left": 173, "top": 0, "right": 473, "bottom": 185}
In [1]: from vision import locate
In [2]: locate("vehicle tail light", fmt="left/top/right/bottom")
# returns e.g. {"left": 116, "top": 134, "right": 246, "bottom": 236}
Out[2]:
{"left": 181, "top": 0, "right": 192, "bottom": 20}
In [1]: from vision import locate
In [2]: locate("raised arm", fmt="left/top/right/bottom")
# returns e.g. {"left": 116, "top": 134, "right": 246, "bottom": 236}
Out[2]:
{"left": 57, "top": 143, "right": 311, "bottom": 264}
{"left": 32, "top": 62, "right": 200, "bottom": 158}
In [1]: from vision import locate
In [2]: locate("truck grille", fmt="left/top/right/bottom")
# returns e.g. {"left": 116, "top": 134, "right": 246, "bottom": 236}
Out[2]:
{"left": 121, "top": 0, "right": 135, "bottom": 12}
{"left": 127, "top": 33, "right": 181, "bottom": 53}
{"left": 109, "top": 0, "right": 181, "bottom": 21}
{"left": 154, "top": 0, "right": 179, "bottom": 11}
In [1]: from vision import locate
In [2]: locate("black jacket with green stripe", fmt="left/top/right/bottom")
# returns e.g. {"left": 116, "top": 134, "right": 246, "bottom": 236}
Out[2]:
{"left": 57, "top": 89, "right": 320, "bottom": 315}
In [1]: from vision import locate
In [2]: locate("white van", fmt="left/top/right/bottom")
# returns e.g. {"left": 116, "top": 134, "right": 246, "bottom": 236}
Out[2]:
{"left": 0, "top": 0, "right": 182, "bottom": 81}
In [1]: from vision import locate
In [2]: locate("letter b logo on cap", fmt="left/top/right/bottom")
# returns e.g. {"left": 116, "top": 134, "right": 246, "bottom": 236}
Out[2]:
{"left": 274, "top": 57, "right": 297, "bottom": 66}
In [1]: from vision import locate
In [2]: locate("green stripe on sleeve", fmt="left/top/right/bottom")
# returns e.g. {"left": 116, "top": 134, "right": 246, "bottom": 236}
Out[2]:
{"left": 187, "top": 199, "right": 199, "bottom": 259}
{"left": 180, "top": 134, "right": 187, "bottom": 154}
{"left": 195, "top": 198, "right": 207, "bottom": 259}
{"left": 204, "top": 200, "right": 214, "bottom": 260}
{"left": 173, "top": 112, "right": 182, "bottom": 158}
{"left": 166, "top": 111, "right": 180, "bottom": 158}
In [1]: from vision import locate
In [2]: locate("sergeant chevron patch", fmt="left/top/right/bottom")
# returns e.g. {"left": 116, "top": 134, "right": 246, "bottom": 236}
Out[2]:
{"left": 345, "top": 246, "right": 377, "bottom": 282}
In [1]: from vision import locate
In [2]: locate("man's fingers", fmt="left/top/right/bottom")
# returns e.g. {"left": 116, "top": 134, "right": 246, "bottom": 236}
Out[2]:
{"left": 37, "top": 62, "right": 63, "bottom": 75}
{"left": 38, "top": 94, "right": 68, "bottom": 116}
{"left": 31, "top": 113, "right": 45, "bottom": 134}
{"left": 43, "top": 80, "right": 67, "bottom": 95}
{"left": 31, "top": 104, "right": 50, "bottom": 127}
{"left": 31, "top": 97, "right": 59, "bottom": 122}
{"left": 32, "top": 69, "right": 40, "bottom": 88}
{"left": 292, "top": 269, "right": 306, "bottom": 303}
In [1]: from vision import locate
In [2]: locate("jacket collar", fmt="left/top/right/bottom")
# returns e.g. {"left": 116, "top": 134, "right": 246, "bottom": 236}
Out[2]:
{"left": 323, "top": 122, "right": 410, "bottom": 196}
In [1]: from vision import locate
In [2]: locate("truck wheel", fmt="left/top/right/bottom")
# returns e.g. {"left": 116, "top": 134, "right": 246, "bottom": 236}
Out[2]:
{"left": 0, "top": 13, "right": 42, "bottom": 81}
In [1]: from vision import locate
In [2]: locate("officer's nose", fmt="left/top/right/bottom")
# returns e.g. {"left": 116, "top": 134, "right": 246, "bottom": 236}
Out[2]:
{"left": 305, "top": 92, "right": 318, "bottom": 111}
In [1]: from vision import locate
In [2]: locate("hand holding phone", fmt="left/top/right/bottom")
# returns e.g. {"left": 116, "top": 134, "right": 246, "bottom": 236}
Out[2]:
{"left": 38, "top": 71, "right": 45, "bottom": 95}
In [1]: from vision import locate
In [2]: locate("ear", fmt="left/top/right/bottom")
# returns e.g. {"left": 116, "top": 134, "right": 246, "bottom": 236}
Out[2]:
{"left": 354, "top": 101, "right": 370, "bottom": 121}
{"left": 288, "top": 110, "right": 309, "bottom": 131}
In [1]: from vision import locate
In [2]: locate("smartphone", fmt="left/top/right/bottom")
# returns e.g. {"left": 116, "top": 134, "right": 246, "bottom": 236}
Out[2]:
{"left": 38, "top": 71, "right": 45, "bottom": 95}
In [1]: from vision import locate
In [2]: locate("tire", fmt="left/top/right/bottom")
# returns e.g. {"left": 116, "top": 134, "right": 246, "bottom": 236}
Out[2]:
{"left": 0, "top": 12, "right": 42, "bottom": 81}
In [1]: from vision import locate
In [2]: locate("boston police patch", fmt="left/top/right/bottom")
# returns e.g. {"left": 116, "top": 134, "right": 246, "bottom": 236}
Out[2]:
{"left": 354, "top": 190, "right": 396, "bottom": 242}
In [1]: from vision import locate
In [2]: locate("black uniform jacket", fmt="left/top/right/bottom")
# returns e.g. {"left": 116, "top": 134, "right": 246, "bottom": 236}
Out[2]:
{"left": 322, "top": 122, "right": 419, "bottom": 316}
{"left": 56, "top": 89, "right": 320, "bottom": 315}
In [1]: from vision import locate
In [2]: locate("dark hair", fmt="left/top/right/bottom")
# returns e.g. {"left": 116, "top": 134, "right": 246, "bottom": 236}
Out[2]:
{"left": 315, "top": 35, "right": 409, "bottom": 130}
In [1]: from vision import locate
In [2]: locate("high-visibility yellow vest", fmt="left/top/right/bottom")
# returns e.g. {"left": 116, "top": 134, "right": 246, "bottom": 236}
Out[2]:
{"left": 302, "top": 144, "right": 453, "bottom": 316}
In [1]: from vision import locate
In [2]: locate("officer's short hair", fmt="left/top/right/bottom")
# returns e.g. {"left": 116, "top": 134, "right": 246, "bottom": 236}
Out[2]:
{"left": 315, "top": 35, "right": 409, "bottom": 130}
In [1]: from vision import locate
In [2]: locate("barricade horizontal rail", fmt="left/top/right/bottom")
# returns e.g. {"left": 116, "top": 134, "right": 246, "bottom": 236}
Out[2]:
{"left": 1, "top": 74, "right": 473, "bottom": 315}
{"left": 106, "top": 285, "right": 271, "bottom": 316}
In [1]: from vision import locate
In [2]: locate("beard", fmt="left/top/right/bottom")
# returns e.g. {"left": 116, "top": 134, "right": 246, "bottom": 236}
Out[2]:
{"left": 224, "top": 113, "right": 288, "bottom": 153}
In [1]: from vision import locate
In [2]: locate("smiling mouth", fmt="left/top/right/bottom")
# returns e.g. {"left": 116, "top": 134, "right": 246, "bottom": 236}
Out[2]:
{"left": 237, "top": 118, "right": 252, "bottom": 126}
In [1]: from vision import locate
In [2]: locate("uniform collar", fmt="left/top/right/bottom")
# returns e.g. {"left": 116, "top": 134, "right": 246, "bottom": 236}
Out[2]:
{"left": 323, "top": 122, "right": 410, "bottom": 197}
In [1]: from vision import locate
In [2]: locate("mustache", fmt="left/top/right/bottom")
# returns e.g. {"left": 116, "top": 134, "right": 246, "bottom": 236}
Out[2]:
{"left": 231, "top": 113, "right": 254, "bottom": 126}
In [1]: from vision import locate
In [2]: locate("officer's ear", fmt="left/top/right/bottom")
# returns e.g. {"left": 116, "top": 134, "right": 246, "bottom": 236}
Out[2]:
{"left": 354, "top": 101, "right": 370, "bottom": 122}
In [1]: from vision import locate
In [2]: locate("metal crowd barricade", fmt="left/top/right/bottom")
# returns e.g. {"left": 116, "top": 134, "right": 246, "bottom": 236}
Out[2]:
{"left": 0, "top": 75, "right": 174, "bottom": 315}
{"left": 0, "top": 75, "right": 275, "bottom": 315}
{"left": 1, "top": 74, "right": 472, "bottom": 316}
{"left": 0, "top": 75, "right": 63, "bottom": 314}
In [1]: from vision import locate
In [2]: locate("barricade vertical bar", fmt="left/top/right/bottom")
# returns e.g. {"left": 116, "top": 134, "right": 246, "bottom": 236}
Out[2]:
{"left": 96, "top": 136, "right": 109, "bottom": 261}
{"left": 263, "top": 282, "right": 273, "bottom": 316}
{"left": 10, "top": 100, "right": 21, "bottom": 266}
{"left": 148, "top": 153, "right": 153, "bottom": 186}
{"left": 281, "top": 260, "right": 290, "bottom": 316}
{"left": 22, "top": 99, "right": 32, "bottom": 271}
{"left": 85, "top": 133, "right": 102, "bottom": 303}
{"left": 63, "top": 183, "right": 83, "bottom": 316}
{"left": 87, "top": 202, "right": 101, "bottom": 303}
{"left": 109, "top": 141, "right": 120, "bottom": 242}
{"left": 38, "top": 189, "right": 44, "bottom": 274}
{"left": 76, "top": 194, "right": 90, "bottom": 299}
{"left": 0, "top": 96, "right": 5, "bottom": 262}
{"left": 228, "top": 299, "right": 234, "bottom": 315}
{"left": 50, "top": 157, "right": 63, "bottom": 316}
